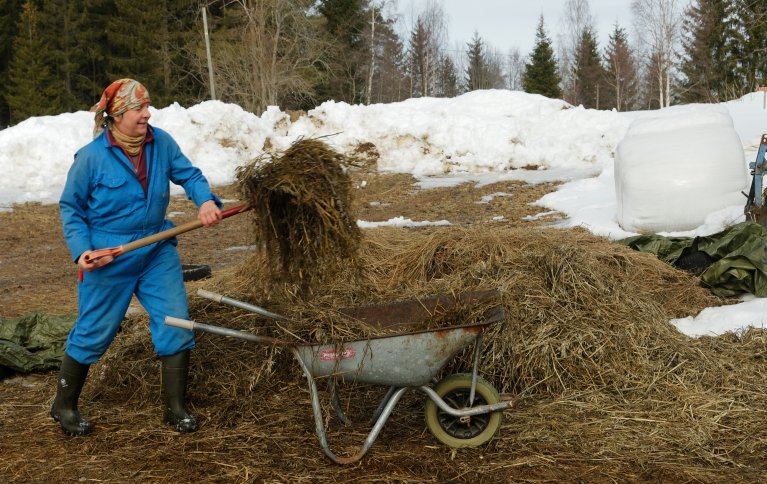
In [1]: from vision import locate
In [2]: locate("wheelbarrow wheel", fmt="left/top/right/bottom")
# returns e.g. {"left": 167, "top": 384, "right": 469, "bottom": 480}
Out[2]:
{"left": 424, "top": 373, "right": 503, "bottom": 448}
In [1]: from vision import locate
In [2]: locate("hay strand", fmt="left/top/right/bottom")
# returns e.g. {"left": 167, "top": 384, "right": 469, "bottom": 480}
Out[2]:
{"left": 236, "top": 139, "right": 361, "bottom": 294}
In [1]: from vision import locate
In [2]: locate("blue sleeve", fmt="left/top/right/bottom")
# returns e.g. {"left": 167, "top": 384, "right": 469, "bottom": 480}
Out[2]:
{"left": 59, "top": 153, "right": 93, "bottom": 262}
{"left": 163, "top": 131, "right": 222, "bottom": 209}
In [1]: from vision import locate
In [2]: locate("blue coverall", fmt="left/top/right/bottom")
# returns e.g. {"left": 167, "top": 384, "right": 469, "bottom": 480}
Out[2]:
{"left": 59, "top": 126, "right": 221, "bottom": 364}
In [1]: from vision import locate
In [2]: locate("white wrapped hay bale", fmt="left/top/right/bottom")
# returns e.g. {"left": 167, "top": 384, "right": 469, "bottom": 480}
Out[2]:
{"left": 615, "top": 107, "right": 748, "bottom": 233}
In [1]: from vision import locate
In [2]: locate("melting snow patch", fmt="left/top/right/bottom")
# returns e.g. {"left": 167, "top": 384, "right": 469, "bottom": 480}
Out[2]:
{"left": 224, "top": 245, "right": 259, "bottom": 252}
{"left": 477, "top": 192, "right": 511, "bottom": 204}
{"left": 357, "top": 217, "right": 451, "bottom": 228}
{"left": 523, "top": 210, "right": 559, "bottom": 221}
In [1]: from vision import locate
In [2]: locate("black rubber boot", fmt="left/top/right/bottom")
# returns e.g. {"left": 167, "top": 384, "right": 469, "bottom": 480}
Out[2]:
{"left": 160, "top": 350, "right": 198, "bottom": 433}
{"left": 50, "top": 353, "right": 93, "bottom": 436}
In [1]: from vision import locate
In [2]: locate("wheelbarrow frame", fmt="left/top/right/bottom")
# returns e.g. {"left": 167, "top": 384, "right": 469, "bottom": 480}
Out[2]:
{"left": 166, "top": 290, "right": 512, "bottom": 464}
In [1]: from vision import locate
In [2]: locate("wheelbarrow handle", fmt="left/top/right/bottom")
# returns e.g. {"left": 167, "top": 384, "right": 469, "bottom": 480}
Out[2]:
{"left": 84, "top": 203, "right": 251, "bottom": 264}
{"left": 164, "top": 316, "right": 292, "bottom": 346}
{"left": 165, "top": 316, "right": 196, "bottom": 331}
{"left": 196, "top": 288, "right": 288, "bottom": 321}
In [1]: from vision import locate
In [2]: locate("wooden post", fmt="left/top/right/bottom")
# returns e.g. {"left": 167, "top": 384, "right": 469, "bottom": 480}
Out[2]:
{"left": 203, "top": 7, "right": 216, "bottom": 101}
{"left": 758, "top": 87, "right": 767, "bottom": 110}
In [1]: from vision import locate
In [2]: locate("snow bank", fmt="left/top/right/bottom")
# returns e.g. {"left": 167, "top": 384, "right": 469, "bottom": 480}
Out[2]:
{"left": 288, "top": 90, "right": 628, "bottom": 176}
{"left": 614, "top": 106, "right": 748, "bottom": 233}
{"left": 150, "top": 101, "right": 273, "bottom": 189}
{"left": 0, "top": 112, "right": 92, "bottom": 204}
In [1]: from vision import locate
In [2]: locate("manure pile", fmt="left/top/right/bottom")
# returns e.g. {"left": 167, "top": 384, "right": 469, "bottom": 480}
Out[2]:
{"left": 235, "top": 138, "right": 361, "bottom": 294}
{"left": 75, "top": 224, "right": 767, "bottom": 480}
{"left": 10, "top": 227, "right": 767, "bottom": 482}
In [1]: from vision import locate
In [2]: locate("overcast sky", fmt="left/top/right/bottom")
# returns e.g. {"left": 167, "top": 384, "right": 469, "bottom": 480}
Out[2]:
{"left": 396, "top": 0, "right": 635, "bottom": 56}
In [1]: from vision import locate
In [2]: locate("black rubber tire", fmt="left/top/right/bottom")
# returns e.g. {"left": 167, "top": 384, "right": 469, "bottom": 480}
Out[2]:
{"left": 424, "top": 373, "right": 503, "bottom": 448}
{"left": 181, "top": 264, "right": 211, "bottom": 282}
{"left": 673, "top": 250, "right": 715, "bottom": 276}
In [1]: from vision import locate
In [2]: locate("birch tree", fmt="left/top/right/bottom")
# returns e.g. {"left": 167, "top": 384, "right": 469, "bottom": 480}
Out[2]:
{"left": 631, "top": 0, "right": 683, "bottom": 108}
{"left": 364, "top": 3, "right": 377, "bottom": 104}
{"left": 212, "top": 0, "right": 330, "bottom": 113}
{"left": 505, "top": 47, "right": 525, "bottom": 91}
{"left": 361, "top": 0, "right": 407, "bottom": 104}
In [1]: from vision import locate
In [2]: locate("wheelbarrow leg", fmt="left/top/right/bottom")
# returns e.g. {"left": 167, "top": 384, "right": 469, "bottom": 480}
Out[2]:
{"left": 469, "top": 333, "right": 483, "bottom": 406}
{"left": 329, "top": 378, "right": 351, "bottom": 425}
{"left": 292, "top": 348, "right": 408, "bottom": 464}
{"left": 330, "top": 379, "right": 403, "bottom": 428}
{"left": 330, "top": 380, "right": 401, "bottom": 428}
{"left": 370, "top": 386, "right": 397, "bottom": 425}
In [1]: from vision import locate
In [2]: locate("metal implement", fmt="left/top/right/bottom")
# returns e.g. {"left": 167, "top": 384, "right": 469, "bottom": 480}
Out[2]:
{"left": 84, "top": 203, "right": 251, "bottom": 264}
{"left": 196, "top": 288, "right": 286, "bottom": 321}
{"left": 744, "top": 134, "right": 767, "bottom": 226}
{"left": 165, "top": 290, "right": 513, "bottom": 464}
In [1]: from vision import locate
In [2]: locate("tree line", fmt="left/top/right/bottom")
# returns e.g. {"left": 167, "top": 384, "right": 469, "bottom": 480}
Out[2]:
{"left": 1, "top": 0, "right": 765, "bottom": 128}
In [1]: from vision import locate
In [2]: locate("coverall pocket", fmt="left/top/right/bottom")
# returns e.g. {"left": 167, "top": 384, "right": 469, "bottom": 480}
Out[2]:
{"left": 91, "top": 174, "right": 131, "bottom": 214}
{"left": 94, "top": 174, "right": 127, "bottom": 188}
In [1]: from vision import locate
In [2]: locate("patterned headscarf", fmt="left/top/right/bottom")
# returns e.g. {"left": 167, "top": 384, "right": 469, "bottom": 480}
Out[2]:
{"left": 90, "top": 79, "right": 151, "bottom": 138}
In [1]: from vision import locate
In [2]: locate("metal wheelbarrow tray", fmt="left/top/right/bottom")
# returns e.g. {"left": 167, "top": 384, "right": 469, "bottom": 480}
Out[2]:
{"left": 166, "top": 289, "right": 513, "bottom": 464}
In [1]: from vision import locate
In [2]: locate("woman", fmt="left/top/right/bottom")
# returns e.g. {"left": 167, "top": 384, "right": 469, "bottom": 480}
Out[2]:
{"left": 52, "top": 79, "right": 222, "bottom": 436}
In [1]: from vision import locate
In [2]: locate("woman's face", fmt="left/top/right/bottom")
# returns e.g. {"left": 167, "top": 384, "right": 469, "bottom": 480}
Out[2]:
{"left": 113, "top": 103, "right": 151, "bottom": 137}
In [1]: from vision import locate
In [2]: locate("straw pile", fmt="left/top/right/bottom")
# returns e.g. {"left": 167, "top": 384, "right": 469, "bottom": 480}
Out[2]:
{"left": 9, "top": 225, "right": 766, "bottom": 481}
{"left": 235, "top": 138, "right": 361, "bottom": 294}
{"left": 173, "top": 225, "right": 767, "bottom": 475}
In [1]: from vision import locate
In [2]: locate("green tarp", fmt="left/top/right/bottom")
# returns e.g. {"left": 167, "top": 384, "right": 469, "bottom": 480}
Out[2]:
{"left": 620, "top": 221, "right": 767, "bottom": 297}
{"left": 0, "top": 313, "right": 74, "bottom": 373}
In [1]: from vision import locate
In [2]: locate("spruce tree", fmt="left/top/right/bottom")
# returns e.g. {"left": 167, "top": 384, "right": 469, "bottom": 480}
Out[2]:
{"left": 680, "top": 0, "right": 738, "bottom": 102}
{"left": 465, "top": 31, "right": 489, "bottom": 91}
{"left": 0, "top": 0, "right": 24, "bottom": 125}
{"left": 734, "top": 0, "right": 767, "bottom": 93}
{"left": 369, "top": 16, "right": 408, "bottom": 103}
{"left": 318, "top": 0, "right": 366, "bottom": 49}
{"left": 159, "top": 0, "right": 205, "bottom": 106}
{"left": 6, "top": 0, "right": 61, "bottom": 123}
{"left": 72, "top": 0, "right": 114, "bottom": 106}
{"left": 107, "top": 0, "right": 166, "bottom": 104}
{"left": 407, "top": 18, "right": 429, "bottom": 97}
{"left": 436, "top": 54, "right": 459, "bottom": 97}
{"left": 38, "top": 0, "right": 89, "bottom": 112}
{"left": 522, "top": 16, "right": 561, "bottom": 99}
{"left": 603, "top": 24, "right": 638, "bottom": 111}
{"left": 316, "top": 0, "right": 367, "bottom": 103}
{"left": 571, "top": 28, "right": 605, "bottom": 108}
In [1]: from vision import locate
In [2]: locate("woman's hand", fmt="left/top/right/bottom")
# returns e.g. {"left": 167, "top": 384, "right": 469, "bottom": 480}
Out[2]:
{"left": 78, "top": 250, "right": 114, "bottom": 272}
{"left": 198, "top": 199, "right": 222, "bottom": 227}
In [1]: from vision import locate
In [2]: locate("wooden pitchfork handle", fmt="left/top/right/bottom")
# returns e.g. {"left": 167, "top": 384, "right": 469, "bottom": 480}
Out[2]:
{"left": 84, "top": 203, "right": 252, "bottom": 264}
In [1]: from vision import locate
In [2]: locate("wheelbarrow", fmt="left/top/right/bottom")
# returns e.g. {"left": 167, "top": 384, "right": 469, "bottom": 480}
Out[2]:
{"left": 165, "top": 289, "right": 513, "bottom": 464}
